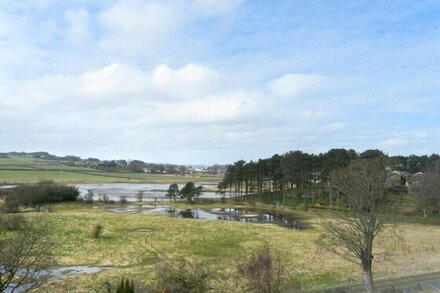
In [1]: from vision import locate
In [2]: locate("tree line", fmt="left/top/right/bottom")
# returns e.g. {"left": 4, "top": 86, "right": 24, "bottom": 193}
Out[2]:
{"left": 218, "top": 148, "right": 440, "bottom": 201}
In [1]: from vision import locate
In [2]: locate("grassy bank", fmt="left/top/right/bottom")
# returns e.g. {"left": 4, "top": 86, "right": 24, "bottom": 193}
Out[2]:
{"left": 16, "top": 202, "right": 440, "bottom": 292}
{"left": 0, "top": 170, "right": 221, "bottom": 184}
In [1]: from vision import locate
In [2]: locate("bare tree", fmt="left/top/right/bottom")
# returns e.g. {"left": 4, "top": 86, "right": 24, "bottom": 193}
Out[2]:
{"left": 409, "top": 172, "right": 440, "bottom": 218}
{"left": 0, "top": 217, "right": 53, "bottom": 292}
{"left": 136, "top": 191, "right": 144, "bottom": 202}
{"left": 321, "top": 158, "right": 391, "bottom": 293}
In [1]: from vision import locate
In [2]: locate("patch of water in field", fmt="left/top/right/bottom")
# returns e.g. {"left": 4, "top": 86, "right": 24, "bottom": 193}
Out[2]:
{"left": 105, "top": 205, "right": 306, "bottom": 229}
{"left": 4, "top": 266, "right": 106, "bottom": 293}
{"left": 73, "top": 182, "right": 219, "bottom": 202}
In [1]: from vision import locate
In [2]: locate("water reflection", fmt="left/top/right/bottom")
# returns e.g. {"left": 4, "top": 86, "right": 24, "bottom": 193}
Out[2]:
{"left": 105, "top": 205, "right": 306, "bottom": 229}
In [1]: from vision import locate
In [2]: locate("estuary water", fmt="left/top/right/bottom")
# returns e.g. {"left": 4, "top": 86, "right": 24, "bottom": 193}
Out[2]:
{"left": 73, "top": 182, "right": 219, "bottom": 202}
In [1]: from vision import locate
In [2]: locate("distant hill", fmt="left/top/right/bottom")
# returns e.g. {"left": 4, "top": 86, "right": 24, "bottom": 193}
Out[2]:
{"left": 0, "top": 151, "right": 226, "bottom": 175}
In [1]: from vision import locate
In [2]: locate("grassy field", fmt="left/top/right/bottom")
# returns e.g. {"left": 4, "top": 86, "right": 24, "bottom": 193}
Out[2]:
{"left": 13, "top": 202, "right": 440, "bottom": 292}
{"left": 0, "top": 157, "right": 222, "bottom": 184}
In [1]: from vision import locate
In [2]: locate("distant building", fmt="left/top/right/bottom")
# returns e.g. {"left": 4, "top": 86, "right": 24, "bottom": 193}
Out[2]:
{"left": 410, "top": 172, "right": 424, "bottom": 186}
{"left": 387, "top": 170, "right": 409, "bottom": 189}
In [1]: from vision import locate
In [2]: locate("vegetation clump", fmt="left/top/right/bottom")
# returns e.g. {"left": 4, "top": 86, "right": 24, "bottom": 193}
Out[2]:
{"left": 83, "top": 190, "right": 94, "bottom": 203}
{"left": 116, "top": 278, "right": 135, "bottom": 293}
{"left": 179, "top": 182, "right": 203, "bottom": 203}
{"left": 165, "top": 183, "right": 179, "bottom": 201}
{"left": 99, "top": 193, "right": 110, "bottom": 203}
{"left": 119, "top": 195, "right": 128, "bottom": 204}
{"left": 0, "top": 214, "right": 25, "bottom": 230}
{"left": 136, "top": 191, "right": 143, "bottom": 202}
{"left": 3, "top": 180, "right": 79, "bottom": 211}
{"left": 237, "top": 246, "right": 287, "bottom": 293}
{"left": 92, "top": 223, "right": 104, "bottom": 239}
{"left": 148, "top": 260, "right": 211, "bottom": 293}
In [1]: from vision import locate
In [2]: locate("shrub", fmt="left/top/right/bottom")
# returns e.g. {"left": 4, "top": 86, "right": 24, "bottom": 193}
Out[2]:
{"left": 136, "top": 191, "right": 143, "bottom": 202}
{"left": 116, "top": 278, "right": 135, "bottom": 293}
{"left": 83, "top": 190, "right": 94, "bottom": 203}
{"left": 91, "top": 223, "right": 104, "bottom": 239}
{"left": 98, "top": 194, "right": 110, "bottom": 204}
{"left": 237, "top": 246, "right": 287, "bottom": 293}
{"left": 148, "top": 260, "right": 211, "bottom": 293}
{"left": 3, "top": 195, "right": 19, "bottom": 213}
{"left": 0, "top": 214, "right": 24, "bottom": 231}
{"left": 119, "top": 196, "right": 128, "bottom": 204}
{"left": 4, "top": 181, "right": 79, "bottom": 210}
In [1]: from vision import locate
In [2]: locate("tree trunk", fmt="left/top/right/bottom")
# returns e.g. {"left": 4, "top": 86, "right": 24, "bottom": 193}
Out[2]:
{"left": 362, "top": 267, "right": 376, "bottom": 293}
{"left": 283, "top": 182, "right": 286, "bottom": 203}
{"left": 363, "top": 236, "right": 376, "bottom": 293}
{"left": 329, "top": 186, "right": 333, "bottom": 206}
{"left": 245, "top": 179, "right": 248, "bottom": 198}
{"left": 336, "top": 188, "right": 340, "bottom": 207}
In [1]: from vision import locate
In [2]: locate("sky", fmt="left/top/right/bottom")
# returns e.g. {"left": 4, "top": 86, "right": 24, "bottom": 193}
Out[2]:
{"left": 0, "top": 0, "right": 439, "bottom": 164}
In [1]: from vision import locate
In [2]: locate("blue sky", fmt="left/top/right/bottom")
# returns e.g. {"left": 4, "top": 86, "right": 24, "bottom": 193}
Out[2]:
{"left": 0, "top": 0, "right": 439, "bottom": 164}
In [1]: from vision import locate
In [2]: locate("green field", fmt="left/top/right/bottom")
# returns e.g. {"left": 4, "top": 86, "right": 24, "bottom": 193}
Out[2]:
{"left": 0, "top": 157, "right": 222, "bottom": 184}
{"left": 12, "top": 202, "right": 440, "bottom": 292}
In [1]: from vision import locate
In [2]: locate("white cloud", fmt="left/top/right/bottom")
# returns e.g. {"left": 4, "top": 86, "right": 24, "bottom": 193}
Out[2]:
{"left": 324, "top": 122, "right": 346, "bottom": 132}
{"left": 2, "top": 63, "right": 150, "bottom": 107}
{"left": 0, "top": 62, "right": 263, "bottom": 127}
{"left": 192, "top": 0, "right": 243, "bottom": 16}
{"left": 151, "top": 64, "right": 224, "bottom": 100}
{"left": 152, "top": 92, "right": 257, "bottom": 124}
{"left": 0, "top": 12, "right": 14, "bottom": 38}
{"left": 299, "top": 110, "right": 323, "bottom": 121}
{"left": 98, "top": 0, "right": 185, "bottom": 54}
{"left": 77, "top": 64, "right": 149, "bottom": 100}
{"left": 65, "top": 8, "right": 89, "bottom": 44}
{"left": 269, "top": 73, "right": 323, "bottom": 98}
{"left": 98, "top": 0, "right": 243, "bottom": 55}
{"left": 414, "top": 131, "right": 427, "bottom": 139}
{"left": 381, "top": 138, "right": 408, "bottom": 147}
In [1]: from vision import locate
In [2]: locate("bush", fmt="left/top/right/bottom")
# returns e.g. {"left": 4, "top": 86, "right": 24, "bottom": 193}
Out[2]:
{"left": 237, "top": 246, "right": 287, "bottom": 293}
{"left": 3, "top": 195, "right": 19, "bottom": 213}
{"left": 116, "top": 278, "right": 135, "bottom": 293}
{"left": 83, "top": 190, "right": 94, "bottom": 203}
{"left": 119, "top": 196, "right": 128, "bottom": 204}
{"left": 136, "top": 191, "right": 143, "bottom": 202}
{"left": 0, "top": 214, "right": 24, "bottom": 231}
{"left": 4, "top": 181, "right": 79, "bottom": 210}
{"left": 98, "top": 194, "right": 110, "bottom": 204}
{"left": 91, "top": 223, "right": 104, "bottom": 239}
{"left": 148, "top": 260, "right": 211, "bottom": 293}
